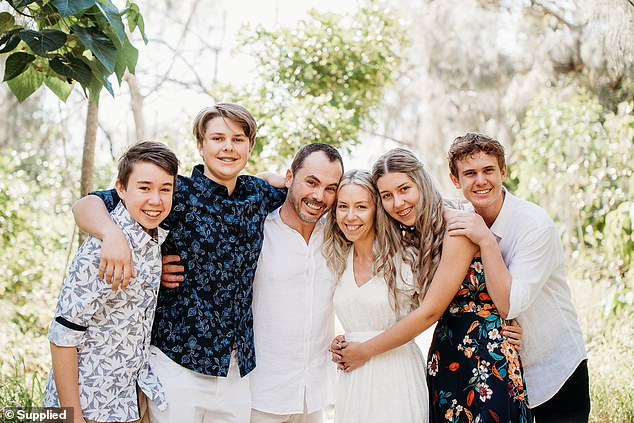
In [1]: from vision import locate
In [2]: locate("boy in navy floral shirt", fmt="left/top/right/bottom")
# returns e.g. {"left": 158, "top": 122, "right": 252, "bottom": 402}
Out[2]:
{"left": 72, "top": 103, "right": 286, "bottom": 423}
{"left": 45, "top": 141, "right": 178, "bottom": 423}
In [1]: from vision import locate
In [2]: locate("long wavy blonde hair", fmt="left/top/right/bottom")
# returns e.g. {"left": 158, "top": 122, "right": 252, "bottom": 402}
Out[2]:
{"left": 322, "top": 170, "right": 411, "bottom": 314}
{"left": 372, "top": 148, "right": 446, "bottom": 301}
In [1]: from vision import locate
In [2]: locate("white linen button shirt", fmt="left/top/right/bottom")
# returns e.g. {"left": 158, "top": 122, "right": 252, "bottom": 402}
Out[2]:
{"left": 250, "top": 208, "right": 336, "bottom": 415}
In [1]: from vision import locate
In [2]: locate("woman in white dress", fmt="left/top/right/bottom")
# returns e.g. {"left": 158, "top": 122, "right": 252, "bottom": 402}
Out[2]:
{"left": 322, "top": 169, "right": 429, "bottom": 423}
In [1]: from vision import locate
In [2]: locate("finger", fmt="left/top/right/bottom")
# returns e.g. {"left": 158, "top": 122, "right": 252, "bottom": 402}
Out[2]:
{"left": 129, "top": 256, "right": 136, "bottom": 279}
{"left": 161, "top": 273, "right": 185, "bottom": 283}
{"left": 122, "top": 262, "right": 132, "bottom": 289}
{"left": 112, "top": 264, "right": 124, "bottom": 290}
{"left": 98, "top": 260, "right": 106, "bottom": 280}
{"left": 162, "top": 255, "right": 182, "bottom": 265}
{"left": 161, "top": 281, "right": 181, "bottom": 289}
{"left": 104, "top": 262, "right": 115, "bottom": 285}
{"left": 163, "top": 264, "right": 185, "bottom": 274}
{"left": 111, "top": 273, "right": 121, "bottom": 291}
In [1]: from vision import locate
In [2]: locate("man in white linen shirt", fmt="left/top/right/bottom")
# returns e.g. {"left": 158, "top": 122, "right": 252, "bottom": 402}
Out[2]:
{"left": 445, "top": 133, "right": 590, "bottom": 423}
{"left": 250, "top": 143, "right": 344, "bottom": 423}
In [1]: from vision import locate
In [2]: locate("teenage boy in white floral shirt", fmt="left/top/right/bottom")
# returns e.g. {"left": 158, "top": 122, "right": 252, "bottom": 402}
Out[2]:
{"left": 44, "top": 141, "right": 179, "bottom": 423}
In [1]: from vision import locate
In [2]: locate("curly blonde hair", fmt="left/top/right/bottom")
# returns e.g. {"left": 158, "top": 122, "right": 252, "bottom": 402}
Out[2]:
{"left": 372, "top": 148, "right": 446, "bottom": 300}
{"left": 322, "top": 170, "right": 412, "bottom": 314}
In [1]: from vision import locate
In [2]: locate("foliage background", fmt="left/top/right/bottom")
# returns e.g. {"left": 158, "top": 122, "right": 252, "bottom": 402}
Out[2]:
{"left": 0, "top": 0, "right": 633, "bottom": 421}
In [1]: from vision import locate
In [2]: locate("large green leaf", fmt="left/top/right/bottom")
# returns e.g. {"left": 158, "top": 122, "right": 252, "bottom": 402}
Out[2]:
{"left": 95, "top": 1, "right": 125, "bottom": 45}
{"left": 0, "top": 12, "right": 15, "bottom": 33}
{"left": 50, "top": 57, "right": 93, "bottom": 88}
{"left": 114, "top": 36, "right": 138, "bottom": 82}
{"left": 13, "top": 0, "right": 37, "bottom": 8}
{"left": 3, "top": 52, "right": 35, "bottom": 82}
{"left": 72, "top": 24, "right": 117, "bottom": 73}
{"left": 51, "top": 0, "right": 96, "bottom": 17}
{"left": 19, "top": 29, "right": 67, "bottom": 57}
{"left": 125, "top": 2, "right": 147, "bottom": 44}
{"left": 82, "top": 57, "right": 114, "bottom": 97}
{"left": 7, "top": 67, "right": 44, "bottom": 102}
{"left": 0, "top": 29, "right": 21, "bottom": 54}
{"left": 44, "top": 76, "right": 74, "bottom": 102}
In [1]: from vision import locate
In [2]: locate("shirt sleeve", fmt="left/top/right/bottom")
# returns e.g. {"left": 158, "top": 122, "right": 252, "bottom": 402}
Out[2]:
{"left": 48, "top": 238, "right": 111, "bottom": 347}
{"left": 258, "top": 180, "right": 287, "bottom": 212}
{"left": 506, "top": 224, "right": 563, "bottom": 319}
{"left": 88, "top": 189, "right": 120, "bottom": 213}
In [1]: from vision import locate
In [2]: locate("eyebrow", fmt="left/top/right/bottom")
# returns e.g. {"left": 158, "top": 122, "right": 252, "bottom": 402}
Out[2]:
{"left": 135, "top": 180, "right": 174, "bottom": 186}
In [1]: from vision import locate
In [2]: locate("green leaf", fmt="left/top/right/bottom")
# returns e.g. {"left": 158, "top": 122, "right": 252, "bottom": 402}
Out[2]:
{"left": 72, "top": 24, "right": 117, "bottom": 73}
{"left": 114, "top": 36, "right": 138, "bottom": 82}
{"left": 0, "top": 30, "right": 21, "bottom": 54}
{"left": 0, "top": 12, "right": 15, "bottom": 32}
{"left": 95, "top": 1, "right": 125, "bottom": 45}
{"left": 6, "top": 66, "right": 44, "bottom": 102}
{"left": 51, "top": 0, "right": 96, "bottom": 17}
{"left": 81, "top": 57, "right": 114, "bottom": 97}
{"left": 44, "top": 76, "right": 74, "bottom": 102}
{"left": 13, "top": 0, "right": 37, "bottom": 7}
{"left": 18, "top": 29, "right": 67, "bottom": 57}
{"left": 3, "top": 52, "right": 35, "bottom": 82}
{"left": 50, "top": 57, "right": 93, "bottom": 88}
{"left": 125, "top": 2, "right": 148, "bottom": 44}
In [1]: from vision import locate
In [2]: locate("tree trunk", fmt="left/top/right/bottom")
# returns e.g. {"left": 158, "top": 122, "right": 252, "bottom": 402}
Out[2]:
{"left": 124, "top": 71, "right": 145, "bottom": 141}
{"left": 78, "top": 99, "right": 99, "bottom": 245}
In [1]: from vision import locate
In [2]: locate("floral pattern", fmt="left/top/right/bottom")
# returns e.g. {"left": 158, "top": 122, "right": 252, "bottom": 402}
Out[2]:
{"left": 427, "top": 258, "right": 531, "bottom": 423}
{"left": 44, "top": 202, "right": 168, "bottom": 422}
{"left": 93, "top": 164, "right": 286, "bottom": 377}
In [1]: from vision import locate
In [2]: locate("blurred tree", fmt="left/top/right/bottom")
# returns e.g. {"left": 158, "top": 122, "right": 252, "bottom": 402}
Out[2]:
{"left": 219, "top": 2, "right": 408, "bottom": 171}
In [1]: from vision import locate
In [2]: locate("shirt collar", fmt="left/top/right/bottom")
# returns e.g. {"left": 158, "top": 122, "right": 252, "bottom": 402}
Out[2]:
{"left": 191, "top": 164, "right": 243, "bottom": 196}
{"left": 268, "top": 206, "right": 326, "bottom": 232}
{"left": 111, "top": 202, "right": 168, "bottom": 249}
{"left": 489, "top": 187, "right": 515, "bottom": 240}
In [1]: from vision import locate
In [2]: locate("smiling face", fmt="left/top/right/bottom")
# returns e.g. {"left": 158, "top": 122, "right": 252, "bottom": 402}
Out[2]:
{"left": 197, "top": 116, "right": 253, "bottom": 193}
{"left": 335, "top": 183, "right": 376, "bottom": 245}
{"left": 376, "top": 172, "right": 421, "bottom": 227}
{"left": 450, "top": 151, "right": 507, "bottom": 221}
{"left": 115, "top": 161, "right": 175, "bottom": 233}
{"left": 284, "top": 151, "right": 343, "bottom": 225}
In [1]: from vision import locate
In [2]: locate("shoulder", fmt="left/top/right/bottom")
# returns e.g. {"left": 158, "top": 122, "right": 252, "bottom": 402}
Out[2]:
{"left": 507, "top": 193, "right": 556, "bottom": 230}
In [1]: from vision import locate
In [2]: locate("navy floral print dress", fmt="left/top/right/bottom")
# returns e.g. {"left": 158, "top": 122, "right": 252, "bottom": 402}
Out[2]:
{"left": 427, "top": 258, "right": 532, "bottom": 423}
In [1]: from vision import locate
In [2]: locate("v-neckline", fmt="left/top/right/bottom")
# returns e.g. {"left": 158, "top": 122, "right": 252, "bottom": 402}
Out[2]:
{"left": 350, "top": 249, "right": 374, "bottom": 288}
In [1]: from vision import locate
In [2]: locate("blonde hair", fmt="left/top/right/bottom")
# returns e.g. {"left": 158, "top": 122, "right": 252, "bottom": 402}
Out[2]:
{"left": 372, "top": 148, "right": 446, "bottom": 300}
{"left": 323, "top": 169, "right": 413, "bottom": 315}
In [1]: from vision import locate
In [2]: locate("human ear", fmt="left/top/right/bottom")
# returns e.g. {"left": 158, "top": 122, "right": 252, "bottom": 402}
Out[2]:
{"left": 115, "top": 179, "right": 126, "bottom": 199}
{"left": 285, "top": 169, "right": 293, "bottom": 189}
{"left": 449, "top": 171, "right": 461, "bottom": 189}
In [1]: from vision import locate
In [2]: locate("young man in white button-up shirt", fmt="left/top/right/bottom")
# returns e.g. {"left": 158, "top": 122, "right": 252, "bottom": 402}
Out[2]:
{"left": 250, "top": 143, "right": 344, "bottom": 423}
{"left": 446, "top": 133, "right": 590, "bottom": 422}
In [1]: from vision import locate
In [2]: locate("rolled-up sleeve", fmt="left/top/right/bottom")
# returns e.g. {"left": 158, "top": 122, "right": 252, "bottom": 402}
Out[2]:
{"left": 48, "top": 238, "right": 109, "bottom": 347}
{"left": 507, "top": 225, "right": 562, "bottom": 319}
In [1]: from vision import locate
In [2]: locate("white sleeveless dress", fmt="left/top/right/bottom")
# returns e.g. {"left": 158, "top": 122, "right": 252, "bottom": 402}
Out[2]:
{"left": 333, "top": 249, "right": 429, "bottom": 423}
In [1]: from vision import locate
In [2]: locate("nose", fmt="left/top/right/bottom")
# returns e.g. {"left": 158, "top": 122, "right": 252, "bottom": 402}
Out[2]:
{"left": 475, "top": 172, "right": 486, "bottom": 184}
{"left": 312, "top": 187, "right": 324, "bottom": 203}
{"left": 222, "top": 137, "right": 234, "bottom": 151}
{"left": 393, "top": 194, "right": 404, "bottom": 208}
{"left": 148, "top": 190, "right": 161, "bottom": 204}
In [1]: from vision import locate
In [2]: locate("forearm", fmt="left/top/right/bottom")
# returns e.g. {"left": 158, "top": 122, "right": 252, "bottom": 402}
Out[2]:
{"left": 72, "top": 195, "right": 118, "bottom": 239}
{"left": 363, "top": 306, "right": 440, "bottom": 357}
{"left": 50, "top": 343, "right": 83, "bottom": 416}
{"left": 478, "top": 236, "right": 511, "bottom": 318}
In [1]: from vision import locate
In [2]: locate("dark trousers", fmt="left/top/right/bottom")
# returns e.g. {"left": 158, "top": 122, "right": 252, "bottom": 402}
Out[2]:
{"left": 532, "top": 359, "right": 590, "bottom": 423}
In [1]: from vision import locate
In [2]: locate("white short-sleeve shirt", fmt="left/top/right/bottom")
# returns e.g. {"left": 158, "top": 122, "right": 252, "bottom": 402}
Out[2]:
{"left": 43, "top": 202, "right": 169, "bottom": 422}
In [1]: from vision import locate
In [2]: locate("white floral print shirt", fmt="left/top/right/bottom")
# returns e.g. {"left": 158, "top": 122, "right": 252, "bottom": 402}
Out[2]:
{"left": 43, "top": 202, "right": 168, "bottom": 422}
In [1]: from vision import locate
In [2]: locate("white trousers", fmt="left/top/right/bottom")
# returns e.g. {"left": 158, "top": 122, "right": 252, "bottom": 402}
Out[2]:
{"left": 250, "top": 408, "right": 323, "bottom": 423}
{"left": 148, "top": 346, "right": 251, "bottom": 423}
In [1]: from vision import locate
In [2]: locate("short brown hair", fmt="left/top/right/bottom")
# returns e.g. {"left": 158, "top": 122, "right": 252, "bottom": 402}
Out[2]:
{"left": 447, "top": 132, "right": 506, "bottom": 177}
{"left": 117, "top": 141, "right": 179, "bottom": 189}
{"left": 192, "top": 103, "right": 257, "bottom": 147}
{"left": 290, "top": 143, "right": 343, "bottom": 175}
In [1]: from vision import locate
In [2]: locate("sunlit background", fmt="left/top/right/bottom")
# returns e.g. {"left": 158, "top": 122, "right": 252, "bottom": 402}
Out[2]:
{"left": 1, "top": 1, "right": 633, "bottom": 421}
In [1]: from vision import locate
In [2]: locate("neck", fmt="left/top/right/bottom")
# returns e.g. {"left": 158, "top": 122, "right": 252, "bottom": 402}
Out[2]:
{"left": 279, "top": 202, "right": 316, "bottom": 244}
{"left": 475, "top": 190, "right": 505, "bottom": 227}
{"left": 352, "top": 234, "right": 375, "bottom": 261}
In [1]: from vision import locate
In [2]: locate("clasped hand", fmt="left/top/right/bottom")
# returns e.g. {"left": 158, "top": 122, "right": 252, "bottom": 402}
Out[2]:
{"left": 328, "top": 335, "right": 369, "bottom": 373}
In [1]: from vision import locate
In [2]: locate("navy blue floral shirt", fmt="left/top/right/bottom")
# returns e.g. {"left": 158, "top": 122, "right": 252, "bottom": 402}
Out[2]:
{"left": 92, "top": 164, "right": 286, "bottom": 377}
